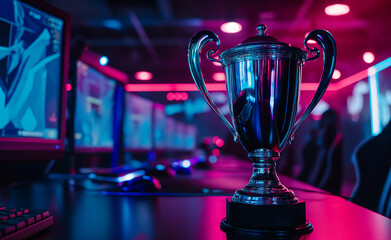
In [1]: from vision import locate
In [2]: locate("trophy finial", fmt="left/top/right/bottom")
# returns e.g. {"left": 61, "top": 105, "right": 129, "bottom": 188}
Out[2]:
{"left": 257, "top": 24, "right": 267, "bottom": 35}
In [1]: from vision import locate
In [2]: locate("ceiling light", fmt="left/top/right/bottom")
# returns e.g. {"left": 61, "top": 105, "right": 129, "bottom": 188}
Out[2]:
{"left": 213, "top": 72, "right": 226, "bottom": 81}
{"left": 99, "top": 56, "right": 108, "bottom": 66}
{"left": 363, "top": 52, "right": 375, "bottom": 64}
{"left": 332, "top": 69, "right": 341, "bottom": 79}
{"left": 135, "top": 71, "right": 153, "bottom": 81}
{"left": 220, "top": 22, "right": 242, "bottom": 33}
{"left": 325, "top": 4, "right": 350, "bottom": 16}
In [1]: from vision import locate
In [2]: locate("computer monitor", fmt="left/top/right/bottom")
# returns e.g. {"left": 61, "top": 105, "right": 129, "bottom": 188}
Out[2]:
{"left": 123, "top": 93, "right": 153, "bottom": 151}
{"left": 166, "top": 117, "right": 176, "bottom": 150}
{"left": 153, "top": 103, "right": 167, "bottom": 150}
{"left": 184, "top": 124, "right": 197, "bottom": 150}
{"left": 0, "top": 0, "right": 71, "bottom": 160}
{"left": 174, "top": 122, "right": 186, "bottom": 150}
{"left": 74, "top": 60, "right": 117, "bottom": 152}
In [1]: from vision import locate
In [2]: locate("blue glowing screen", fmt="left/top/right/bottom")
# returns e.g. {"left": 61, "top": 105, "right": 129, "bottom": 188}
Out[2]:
{"left": 74, "top": 61, "right": 115, "bottom": 149}
{"left": 0, "top": 0, "right": 64, "bottom": 139}
{"left": 153, "top": 105, "right": 167, "bottom": 149}
{"left": 123, "top": 93, "right": 153, "bottom": 150}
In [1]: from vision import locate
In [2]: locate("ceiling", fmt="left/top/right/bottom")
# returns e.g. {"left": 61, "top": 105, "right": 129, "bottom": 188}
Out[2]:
{"left": 45, "top": 0, "right": 391, "bottom": 85}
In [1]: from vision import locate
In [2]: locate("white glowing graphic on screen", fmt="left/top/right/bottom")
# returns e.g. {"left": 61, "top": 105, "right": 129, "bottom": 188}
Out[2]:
{"left": 347, "top": 81, "right": 369, "bottom": 121}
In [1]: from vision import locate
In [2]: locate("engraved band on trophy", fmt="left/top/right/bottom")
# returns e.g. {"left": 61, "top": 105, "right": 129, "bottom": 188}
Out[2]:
{"left": 188, "top": 25, "right": 336, "bottom": 236}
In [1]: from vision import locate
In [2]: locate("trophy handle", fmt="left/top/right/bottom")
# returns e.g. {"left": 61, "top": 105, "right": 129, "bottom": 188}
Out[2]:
{"left": 284, "top": 30, "right": 336, "bottom": 149}
{"left": 188, "top": 31, "right": 238, "bottom": 142}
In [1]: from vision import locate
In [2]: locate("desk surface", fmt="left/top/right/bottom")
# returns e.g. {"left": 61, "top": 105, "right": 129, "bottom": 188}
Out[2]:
{"left": 0, "top": 158, "right": 390, "bottom": 240}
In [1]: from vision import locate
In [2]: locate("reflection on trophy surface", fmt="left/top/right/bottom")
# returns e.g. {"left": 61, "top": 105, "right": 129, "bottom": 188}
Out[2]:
{"left": 188, "top": 24, "right": 336, "bottom": 236}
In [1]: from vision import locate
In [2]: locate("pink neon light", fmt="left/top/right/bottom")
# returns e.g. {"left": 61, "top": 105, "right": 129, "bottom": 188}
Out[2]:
{"left": 332, "top": 69, "right": 341, "bottom": 79}
{"left": 203, "top": 137, "right": 212, "bottom": 145}
{"left": 174, "top": 92, "right": 182, "bottom": 101}
{"left": 325, "top": 4, "right": 350, "bottom": 16}
{"left": 66, "top": 83, "right": 72, "bottom": 92}
{"left": 332, "top": 69, "right": 369, "bottom": 90}
{"left": 213, "top": 61, "right": 222, "bottom": 66}
{"left": 135, "top": 71, "right": 153, "bottom": 81}
{"left": 216, "top": 139, "right": 224, "bottom": 147}
{"left": 212, "top": 149, "right": 220, "bottom": 156}
{"left": 166, "top": 92, "right": 175, "bottom": 101}
{"left": 80, "top": 51, "right": 129, "bottom": 84}
{"left": 212, "top": 136, "right": 219, "bottom": 144}
{"left": 181, "top": 92, "right": 188, "bottom": 101}
{"left": 363, "top": 52, "right": 375, "bottom": 64}
{"left": 213, "top": 72, "right": 226, "bottom": 81}
{"left": 125, "top": 83, "right": 226, "bottom": 92}
{"left": 125, "top": 59, "right": 386, "bottom": 93}
{"left": 220, "top": 22, "right": 242, "bottom": 33}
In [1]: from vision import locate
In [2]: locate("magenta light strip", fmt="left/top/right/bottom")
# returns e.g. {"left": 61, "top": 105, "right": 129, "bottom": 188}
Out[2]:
{"left": 124, "top": 57, "right": 391, "bottom": 92}
{"left": 125, "top": 82, "right": 339, "bottom": 92}
{"left": 125, "top": 83, "right": 226, "bottom": 92}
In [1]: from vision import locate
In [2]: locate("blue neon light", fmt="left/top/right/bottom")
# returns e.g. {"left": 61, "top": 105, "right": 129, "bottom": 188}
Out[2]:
{"left": 368, "top": 67, "right": 381, "bottom": 136}
{"left": 181, "top": 160, "right": 191, "bottom": 168}
{"left": 367, "top": 57, "right": 391, "bottom": 136}
{"left": 156, "top": 164, "right": 166, "bottom": 171}
{"left": 372, "top": 57, "right": 391, "bottom": 72}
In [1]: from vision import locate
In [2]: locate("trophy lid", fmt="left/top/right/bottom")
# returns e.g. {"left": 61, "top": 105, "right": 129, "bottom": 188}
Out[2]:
{"left": 219, "top": 24, "right": 306, "bottom": 67}
{"left": 240, "top": 24, "right": 288, "bottom": 46}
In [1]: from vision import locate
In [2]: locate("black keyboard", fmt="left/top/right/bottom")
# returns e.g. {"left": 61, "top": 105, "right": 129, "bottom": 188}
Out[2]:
{"left": 0, "top": 206, "right": 53, "bottom": 239}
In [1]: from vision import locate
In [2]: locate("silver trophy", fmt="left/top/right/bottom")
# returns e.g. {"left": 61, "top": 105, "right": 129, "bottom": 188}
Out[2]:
{"left": 188, "top": 25, "right": 336, "bottom": 236}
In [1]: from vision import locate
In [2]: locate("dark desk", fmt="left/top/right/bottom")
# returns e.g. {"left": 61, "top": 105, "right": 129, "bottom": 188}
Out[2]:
{"left": 0, "top": 158, "right": 390, "bottom": 240}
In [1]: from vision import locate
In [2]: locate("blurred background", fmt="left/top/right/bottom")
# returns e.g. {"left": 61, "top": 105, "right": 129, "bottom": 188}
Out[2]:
{"left": 45, "top": 0, "right": 391, "bottom": 195}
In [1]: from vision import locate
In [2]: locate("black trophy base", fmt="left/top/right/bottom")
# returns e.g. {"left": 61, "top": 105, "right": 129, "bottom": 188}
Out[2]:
{"left": 221, "top": 199, "right": 313, "bottom": 238}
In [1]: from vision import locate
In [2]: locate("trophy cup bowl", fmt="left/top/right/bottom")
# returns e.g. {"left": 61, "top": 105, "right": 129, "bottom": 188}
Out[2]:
{"left": 188, "top": 25, "right": 336, "bottom": 237}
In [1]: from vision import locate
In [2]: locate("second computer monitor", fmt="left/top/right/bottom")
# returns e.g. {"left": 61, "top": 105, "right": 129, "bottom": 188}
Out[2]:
{"left": 123, "top": 93, "right": 153, "bottom": 151}
{"left": 74, "top": 60, "right": 116, "bottom": 152}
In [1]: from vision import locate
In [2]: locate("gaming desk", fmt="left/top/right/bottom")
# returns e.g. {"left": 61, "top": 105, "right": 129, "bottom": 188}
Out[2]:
{"left": 0, "top": 162, "right": 390, "bottom": 240}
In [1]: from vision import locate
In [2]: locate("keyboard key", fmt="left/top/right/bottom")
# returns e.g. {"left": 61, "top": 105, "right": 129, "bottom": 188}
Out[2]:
{"left": 15, "top": 215, "right": 36, "bottom": 226}
{"left": 3, "top": 219, "right": 26, "bottom": 230}
{"left": 0, "top": 214, "right": 8, "bottom": 221}
{"left": 0, "top": 222, "right": 16, "bottom": 235}
{"left": 18, "top": 208, "right": 29, "bottom": 214}
{"left": 29, "top": 210, "right": 50, "bottom": 219}
{"left": 2, "top": 209, "right": 17, "bottom": 219}
{"left": 0, "top": 206, "right": 53, "bottom": 239}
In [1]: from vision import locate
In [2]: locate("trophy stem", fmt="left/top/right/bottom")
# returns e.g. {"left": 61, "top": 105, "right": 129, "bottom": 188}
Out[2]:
{"left": 232, "top": 149, "right": 298, "bottom": 205}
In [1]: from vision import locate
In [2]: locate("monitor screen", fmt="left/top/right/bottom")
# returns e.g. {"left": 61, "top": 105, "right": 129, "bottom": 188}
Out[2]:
{"left": 174, "top": 122, "right": 186, "bottom": 150}
{"left": 184, "top": 125, "right": 197, "bottom": 150}
{"left": 123, "top": 93, "right": 153, "bottom": 150}
{"left": 153, "top": 103, "right": 167, "bottom": 150}
{"left": 376, "top": 67, "right": 391, "bottom": 131}
{"left": 166, "top": 117, "right": 176, "bottom": 150}
{"left": 74, "top": 61, "right": 116, "bottom": 151}
{"left": 0, "top": 0, "right": 70, "bottom": 159}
